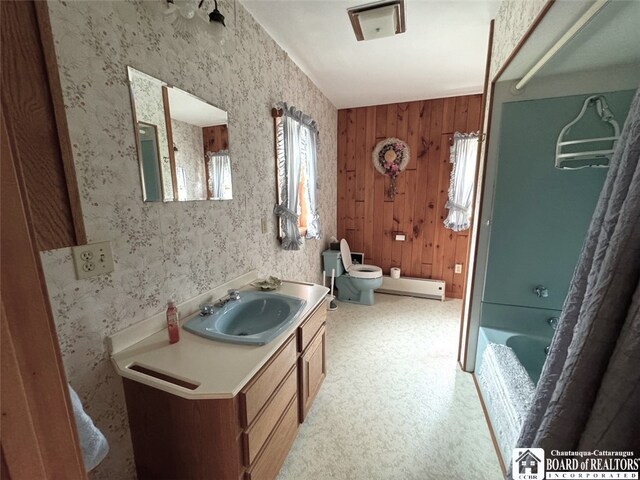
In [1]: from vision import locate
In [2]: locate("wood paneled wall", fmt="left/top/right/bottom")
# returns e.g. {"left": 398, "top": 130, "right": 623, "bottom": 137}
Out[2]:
{"left": 337, "top": 94, "right": 482, "bottom": 298}
{"left": 202, "top": 125, "right": 229, "bottom": 153}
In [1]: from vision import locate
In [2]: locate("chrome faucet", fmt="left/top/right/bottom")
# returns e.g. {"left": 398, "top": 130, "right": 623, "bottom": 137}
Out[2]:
{"left": 548, "top": 317, "right": 559, "bottom": 330}
{"left": 200, "top": 290, "right": 241, "bottom": 315}
{"left": 214, "top": 289, "right": 241, "bottom": 308}
{"left": 199, "top": 303, "right": 216, "bottom": 316}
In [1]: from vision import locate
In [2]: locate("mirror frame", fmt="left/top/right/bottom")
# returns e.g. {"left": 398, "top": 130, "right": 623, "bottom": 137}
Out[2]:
{"left": 126, "top": 66, "right": 232, "bottom": 203}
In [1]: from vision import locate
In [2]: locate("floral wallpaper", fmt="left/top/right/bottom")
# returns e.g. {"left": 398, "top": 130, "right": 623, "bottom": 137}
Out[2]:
{"left": 41, "top": 0, "right": 336, "bottom": 478}
{"left": 171, "top": 118, "right": 208, "bottom": 200}
{"left": 490, "top": 0, "right": 548, "bottom": 78}
{"left": 128, "top": 68, "right": 174, "bottom": 201}
{"left": 38, "top": 0, "right": 546, "bottom": 477}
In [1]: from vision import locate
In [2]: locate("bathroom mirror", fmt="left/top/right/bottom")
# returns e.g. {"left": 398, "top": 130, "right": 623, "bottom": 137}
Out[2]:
{"left": 127, "top": 67, "right": 232, "bottom": 202}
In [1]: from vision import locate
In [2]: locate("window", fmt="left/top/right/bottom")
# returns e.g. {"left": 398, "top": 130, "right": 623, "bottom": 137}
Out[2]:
{"left": 206, "top": 151, "right": 232, "bottom": 200}
{"left": 273, "top": 103, "right": 321, "bottom": 250}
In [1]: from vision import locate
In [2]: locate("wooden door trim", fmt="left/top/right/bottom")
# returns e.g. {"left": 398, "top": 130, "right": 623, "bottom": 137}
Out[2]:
{"left": 472, "top": 373, "right": 507, "bottom": 475}
{"left": 32, "top": 1, "right": 87, "bottom": 245}
{"left": 1, "top": 109, "right": 87, "bottom": 479}
{"left": 457, "top": 20, "right": 494, "bottom": 367}
{"left": 1, "top": 303, "right": 49, "bottom": 479}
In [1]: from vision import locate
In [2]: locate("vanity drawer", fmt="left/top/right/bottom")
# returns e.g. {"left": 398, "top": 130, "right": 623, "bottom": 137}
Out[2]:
{"left": 245, "top": 396, "right": 298, "bottom": 480}
{"left": 298, "top": 302, "right": 326, "bottom": 353}
{"left": 243, "top": 365, "right": 297, "bottom": 465}
{"left": 240, "top": 334, "right": 296, "bottom": 427}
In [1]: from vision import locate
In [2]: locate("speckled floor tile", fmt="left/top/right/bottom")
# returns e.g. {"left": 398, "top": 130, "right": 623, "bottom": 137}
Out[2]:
{"left": 277, "top": 294, "right": 503, "bottom": 480}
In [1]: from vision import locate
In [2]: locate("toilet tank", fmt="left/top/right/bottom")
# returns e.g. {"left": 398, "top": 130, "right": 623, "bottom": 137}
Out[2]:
{"left": 322, "top": 250, "right": 344, "bottom": 276}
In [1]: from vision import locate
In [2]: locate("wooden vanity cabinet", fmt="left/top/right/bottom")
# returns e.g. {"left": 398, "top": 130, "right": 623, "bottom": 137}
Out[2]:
{"left": 122, "top": 379, "right": 245, "bottom": 480}
{"left": 300, "top": 325, "right": 326, "bottom": 421}
{"left": 296, "top": 303, "right": 327, "bottom": 422}
{"left": 123, "top": 301, "right": 328, "bottom": 480}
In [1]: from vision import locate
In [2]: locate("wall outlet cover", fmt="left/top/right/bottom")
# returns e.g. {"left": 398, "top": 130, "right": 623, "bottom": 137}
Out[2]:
{"left": 454, "top": 263, "right": 463, "bottom": 274}
{"left": 394, "top": 234, "right": 406, "bottom": 241}
{"left": 72, "top": 241, "right": 115, "bottom": 280}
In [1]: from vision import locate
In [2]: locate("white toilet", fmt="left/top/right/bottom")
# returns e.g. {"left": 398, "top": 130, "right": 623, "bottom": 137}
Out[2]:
{"left": 333, "top": 239, "right": 383, "bottom": 305}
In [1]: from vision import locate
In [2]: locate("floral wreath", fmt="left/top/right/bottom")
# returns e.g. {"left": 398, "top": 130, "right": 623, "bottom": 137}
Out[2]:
{"left": 372, "top": 137, "right": 410, "bottom": 199}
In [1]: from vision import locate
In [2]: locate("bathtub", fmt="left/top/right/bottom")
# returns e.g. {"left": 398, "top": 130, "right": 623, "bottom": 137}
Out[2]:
{"left": 476, "top": 327, "right": 551, "bottom": 384}
{"left": 475, "top": 327, "right": 552, "bottom": 464}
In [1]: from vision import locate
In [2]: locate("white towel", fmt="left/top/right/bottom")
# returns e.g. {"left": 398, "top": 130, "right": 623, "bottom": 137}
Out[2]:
{"left": 68, "top": 385, "right": 109, "bottom": 471}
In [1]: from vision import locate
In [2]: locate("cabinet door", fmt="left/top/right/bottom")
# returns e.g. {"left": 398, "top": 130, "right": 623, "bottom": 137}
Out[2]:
{"left": 299, "top": 325, "right": 326, "bottom": 422}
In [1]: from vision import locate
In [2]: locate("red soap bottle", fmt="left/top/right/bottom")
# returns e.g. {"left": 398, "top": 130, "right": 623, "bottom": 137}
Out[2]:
{"left": 166, "top": 299, "right": 180, "bottom": 344}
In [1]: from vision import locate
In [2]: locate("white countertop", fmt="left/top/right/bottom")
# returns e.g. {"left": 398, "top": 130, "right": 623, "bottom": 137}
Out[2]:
{"left": 111, "top": 280, "right": 328, "bottom": 400}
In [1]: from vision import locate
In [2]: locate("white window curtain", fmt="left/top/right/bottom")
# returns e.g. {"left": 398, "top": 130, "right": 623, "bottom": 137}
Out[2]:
{"left": 207, "top": 151, "right": 232, "bottom": 200}
{"left": 303, "top": 125, "right": 321, "bottom": 239}
{"left": 444, "top": 132, "right": 479, "bottom": 231}
{"left": 274, "top": 103, "right": 321, "bottom": 250}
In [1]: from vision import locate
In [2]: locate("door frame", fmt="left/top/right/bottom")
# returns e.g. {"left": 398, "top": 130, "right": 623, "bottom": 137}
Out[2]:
{"left": 1, "top": 109, "right": 87, "bottom": 479}
{"left": 457, "top": 1, "right": 557, "bottom": 370}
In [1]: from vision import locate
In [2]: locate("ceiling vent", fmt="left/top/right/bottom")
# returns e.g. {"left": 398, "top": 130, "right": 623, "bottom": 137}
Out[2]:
{"left": 348, "top": 0, "right": 406, "bottom": 42}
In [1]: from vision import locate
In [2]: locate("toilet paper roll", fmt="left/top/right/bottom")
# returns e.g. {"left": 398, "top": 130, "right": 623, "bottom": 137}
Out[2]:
{"left": 390, "top": 267, "right": 401, "bottom": 279}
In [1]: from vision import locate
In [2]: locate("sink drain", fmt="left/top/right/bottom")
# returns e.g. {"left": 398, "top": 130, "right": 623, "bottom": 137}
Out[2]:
{"left": 237, "top": 332, "right": 249, "bottom": 336}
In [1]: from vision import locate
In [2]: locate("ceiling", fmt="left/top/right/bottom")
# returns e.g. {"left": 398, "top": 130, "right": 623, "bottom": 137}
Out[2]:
{"left": 168, "top": 88, "right": 228, "bottom": 127}
{"left": 242, "top": 0, "right": 501, "bottom": 109}
{"left": 540, "top": 0, "right": 640, "bottom": 77}
{"left": 499, "top": 0, "right": 640, "bottom": 82}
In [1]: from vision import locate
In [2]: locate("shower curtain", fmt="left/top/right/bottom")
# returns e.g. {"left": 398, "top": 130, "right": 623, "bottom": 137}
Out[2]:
{"left": 513, "top": 88, "right": 640, "bottom": 472}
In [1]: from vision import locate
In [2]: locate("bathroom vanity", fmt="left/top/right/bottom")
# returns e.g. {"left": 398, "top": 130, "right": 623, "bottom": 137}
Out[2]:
{"left": 110, "top": 279, "right": 328, "bottom": 480}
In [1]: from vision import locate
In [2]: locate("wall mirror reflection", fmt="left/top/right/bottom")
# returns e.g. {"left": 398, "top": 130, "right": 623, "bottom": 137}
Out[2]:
{"left": 127, "top": 66, "right": 232, "bottom": 202}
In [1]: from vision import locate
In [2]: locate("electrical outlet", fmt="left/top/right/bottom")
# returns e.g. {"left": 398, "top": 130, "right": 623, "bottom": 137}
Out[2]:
{"left": 261, "top": 217, "right": 267, "bottom": 234}
{"left": 72, "top": 241, "right": 115, "bottom": 280}
{"left": 454, "top": 263, "right": 463, "bottom": 274}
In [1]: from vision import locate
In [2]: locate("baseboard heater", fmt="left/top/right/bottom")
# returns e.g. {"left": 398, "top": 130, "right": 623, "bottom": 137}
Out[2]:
{"left": 376, "top": 276, "right": 446, "bottom": 301}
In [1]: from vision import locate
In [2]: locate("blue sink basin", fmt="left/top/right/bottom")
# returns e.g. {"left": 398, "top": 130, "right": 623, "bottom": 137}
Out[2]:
{"left": 183, "top": 291, "right": 307, "bottom": 346}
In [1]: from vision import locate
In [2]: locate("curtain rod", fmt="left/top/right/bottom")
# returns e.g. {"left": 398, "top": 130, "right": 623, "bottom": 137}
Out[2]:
{"left": 271, "top": 108, "right": 320, "bottom": 136}
{"left": 515, "top": 0, "right": 610, "bottom": 91}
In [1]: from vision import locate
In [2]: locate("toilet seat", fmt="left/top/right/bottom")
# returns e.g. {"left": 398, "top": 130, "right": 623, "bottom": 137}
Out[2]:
{"left": 340, "top": 239, "right": 382, "bottom": 279}
{"left": 348, "top": 264, "right": 383, "bottom": 279}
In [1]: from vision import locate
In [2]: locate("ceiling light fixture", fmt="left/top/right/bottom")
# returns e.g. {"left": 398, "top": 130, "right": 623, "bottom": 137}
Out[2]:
{"left": 208, "top": 0, "right": 225, "bottom": 26}
{"left": 164, "top": 0, "right": 234, "bottom": 52}
{"left": 164, "top": 0, "right": 226, "bottom": 30}
{"left": 348, "top": 0, "right": 406, "bottom": 42}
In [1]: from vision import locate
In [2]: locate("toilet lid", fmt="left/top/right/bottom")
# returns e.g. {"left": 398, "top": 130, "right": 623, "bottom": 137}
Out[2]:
{"left": 340, "top": 239, "right": 353, "bottom": 271}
